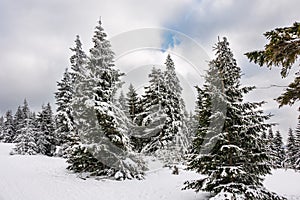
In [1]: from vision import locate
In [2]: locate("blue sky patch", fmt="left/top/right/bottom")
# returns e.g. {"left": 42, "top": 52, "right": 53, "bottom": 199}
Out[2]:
{"left": 161, "top": 31, "right": 181, "bottom": 52}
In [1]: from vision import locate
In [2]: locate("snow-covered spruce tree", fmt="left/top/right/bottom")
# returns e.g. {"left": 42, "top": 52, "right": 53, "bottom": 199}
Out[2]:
{"left": 54, "top": 68, "right": 79, "bottom": 158}
{"left": 139, "top": 55, "right": 189, "bottom": 158}
{"left": 118, "top": 91, "right": 127, "bottom": 113}
{"left": 153, "top": 55, "right": 189, "bottom": 164}
{"left": 11, "top": 116, "right": 38, "bottom": 155}
{"left": 66, "top": 34, "right": 97, "bottom": 174}
{"left": 184, "top": 37, "right": 285, "bottom": 200}
{"left": 273, "top": 130, "right": 286, "bottom": 168}
{"left": 63, "top": 35, "right": 88, "bottom": 155}
{"left": 22, "top": 99, "right": 31, "bottom": 120}
{"left": 11, "top": 99, "right": 38, "bottom": 155}
{"left": 135, "top": 67, "right": 167, "bottom": 153}
{"left": 69, "top": 35, "right": 88, "bottom": 83}
{"left": 185, "top": 111, "right": 197, "bottom": 145}
{"left": 266, "top": 128, "right": 278, "bottom": 168}
{"left": 13, "top": 106, "right": 25, "bottom": 143}
{"left": 259, "top": 131, "right": 270, "bottom": 163}
{"left": 163, "top": 55, "right": 188, "bottom": 143}
{"left": 0, "top": 116, "right": 3, "bottom": 125}
{"left": 1, "top": 110, "right": 15, "bottom": 143}
{"left": 13, "top": 99, "right": 32, "bottom": 143}
{"left": 67, "top": 19, "right": 144, "bottom": 179}
{"left": 0, "top": 116, "right": 4, "bottom": 141}
{"left": 134, "top": 67, "right": 164, "bottom": 127}
{"left": 55, "top": 68, "right": 73, "bottom": 144}
{"left": 36, "top": 103, "right": 57, "bottom": 156}
{"left": 187, "top": 61, "right": 221, "bottom": 162}
{"left": 1, "top": 111, "right": 15, "bottom": 143}
{"left": 286, "top": 128, "right": 297, "bottom": 169}
{"left": 126, "top": 83, "right": 140, "bottom": 121}
{"left": 294, "top": 120, "right": 300, "bottom": 170}
{"left": 261, "top": 131, "right": 267, "bottom": 140}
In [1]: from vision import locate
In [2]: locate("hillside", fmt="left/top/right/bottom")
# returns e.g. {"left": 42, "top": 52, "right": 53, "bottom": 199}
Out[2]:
{"left": 0, "top": 143, "right": 299, "bottom": 200}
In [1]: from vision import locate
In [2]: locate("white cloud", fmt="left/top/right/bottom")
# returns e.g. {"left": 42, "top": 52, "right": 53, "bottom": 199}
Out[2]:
{"left": 0, "top": 0, "right": 299, "bottom": 139}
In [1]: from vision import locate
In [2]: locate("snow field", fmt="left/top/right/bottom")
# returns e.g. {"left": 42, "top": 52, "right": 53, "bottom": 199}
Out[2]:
{"left": 0, "top": 143, "right": 299, "bottom": 200}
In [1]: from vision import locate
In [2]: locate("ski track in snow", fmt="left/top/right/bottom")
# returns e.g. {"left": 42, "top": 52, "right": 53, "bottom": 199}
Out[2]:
{"left": 0, "top": 143, "right": 299, "bottom": 200}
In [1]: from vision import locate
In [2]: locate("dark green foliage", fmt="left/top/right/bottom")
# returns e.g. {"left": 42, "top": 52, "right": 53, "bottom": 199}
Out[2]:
{"left": 286, "top": 128, "right": 297, "bottom": 169}
{"left": 55, "top": 68, "right": 74, "bottom": 144}
{"left": 0, "top": 116, "right": 4, "bottom": 141}
{"left": 273, "top": 131, "right": 286, "bottom": 168}
{"left": 245, "top": 22, "right": 300, "bottom": 116}
{"left": 69, "top": 35, "right": 88, "bottom": 82}
{"left": 245, "top": 22, "right": 300, "bottom": 78}
{"left": 1, "top": 110, "right": 15, "bottom": 143}
{"left": 14, "top": 106, "right": 25, "bottom": 142}
{"left": 11, "top": 100, "right": 39, "bottom": 155}
{"left": 118, "top": 91, "right": 127, "bottom": 112}
{"left": 67, "top": 19, "right": 144, "bottom": 179}
{"left": 36, "top": 103, "right": 57, "bottom": 156}
{"left": 12, "top": 117, "right": 38, "bottom": 155}
{"left": 184, "top": 37, "right": 285, "bottom": 200}
{"left": 67, "top": 145, "right": 106, "bottom": 176}
{"left": 266, "top": 128, "right": 277, "bottom": 168}
{"left": 126, "top": 84, "right": 140, "bottom": 121}
{"left": 295, "top": 121, "right": 300, "bottom": 170}
{"left": 276, "top": 76, "right": 300, "bottom": 108}
{"left": 136, "top": 55, "right": 189, "bottom": 159}
{"left": 133, "top": 67, "right": 166, "bottom": 152}
{"left": 54, "top": 68, "right": 80, "bottom": 158}
{"left": 161, "top": 55, "right": 187, "bottom": 149}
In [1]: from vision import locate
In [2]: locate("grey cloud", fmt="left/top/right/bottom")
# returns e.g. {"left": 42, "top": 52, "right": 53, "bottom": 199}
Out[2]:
{"left": 0, "top": 0, "right": 299, "bottom": 138}
{"left": 0, "top": 0, "right": 192, "bottom": 114}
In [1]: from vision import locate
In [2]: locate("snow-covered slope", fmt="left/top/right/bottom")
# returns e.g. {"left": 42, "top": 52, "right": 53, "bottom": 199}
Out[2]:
{"left": 0, "top": 143, "right": 208, "bottom": 200}
{"left": 0, "top": 143, "right": 299, "bottom": 200}
{"left": 264, "top": 169, "right": 300, "bottom": 200}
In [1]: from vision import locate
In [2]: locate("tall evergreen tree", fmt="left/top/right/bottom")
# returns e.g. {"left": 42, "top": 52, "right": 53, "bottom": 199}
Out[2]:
{"left": 69, "top": 35, "right": 88, "bottom": 82}
{"left": 137, "top": 67, "right": 167, "bottom": 153}
{"left": 266, "top": 128, "right": 278, "bottom": 168}
{"left": 1, "top": 111, "right": 15, "bottom": 143}
{"left": 66, "top": 34, "right": 93, "bottom": 172}
{"left": 68, "top": 19, "right": 144, "bottom": 179}
{"left": 136, "top": 67, "right": 164, "bottom": 126}
{"left": 55, "top": 68, "right": 73, "bottom": 139}
{"left": 260, "top": 131, "right": 269, "bottom": 161}
{"left": 273, "top": 130, "right": 286, "bottom": 168}
{"left": 54, "top": 68, "right": 78, "bottom": 157}
{"left": 36, "top": 103, "right": 56, "bottom": 156}
{"left": 184, "top": 37, "right": 284, "bottom": 200}
{"left": 118, "top": 91, "right": 127, "bottom": 112}
{"left": 0, "top": 115, "right": 4, "bottom": 141}
{"left": 185, "top": 111, "right": 197, "bottom": 144}
{"left": 11, "top": 99, "right": 38, "bottom": 155}
{"left": 190, "top": 75, "right": 215, "bottom": 158}
{"left": 286, "top": 128, "right": 297, "bottom": 169}
{"left": 161, "top": 55, "right": 189, "bottom": 150}
{"left": 294, "top": 120, "right": 300, "bottom": 170}
{"left": 13, "top": 99, "right": 32, "bottom": 142}
{"left": 126, "top": 84, "right": 140, "bottom": 121}
{"left": 153, "top": 55, "right": 189, "bottom": 164}
{"left": 138, "top": 55, "right": 189, "bottom": 159}
{"left": 13, "top": 106, "right": 25, "bottom": 143}
{"left": 61, "top": 35, "right": 88, "bottom": 158}
{"left": 22, "top": 99, "right": 31, "bottom": 119}
{"left": 11, "top": 116, "right": 38, "bottom": 155}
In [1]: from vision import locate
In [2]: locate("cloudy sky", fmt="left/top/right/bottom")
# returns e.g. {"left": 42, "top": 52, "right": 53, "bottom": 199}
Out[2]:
{"left": 0, "top": 0, "right": 299, "bottom": 139}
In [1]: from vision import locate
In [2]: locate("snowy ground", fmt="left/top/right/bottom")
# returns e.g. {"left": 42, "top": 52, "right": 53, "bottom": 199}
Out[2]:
{"left": 0, "top": 143, "right": 299, "bottom": 200}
